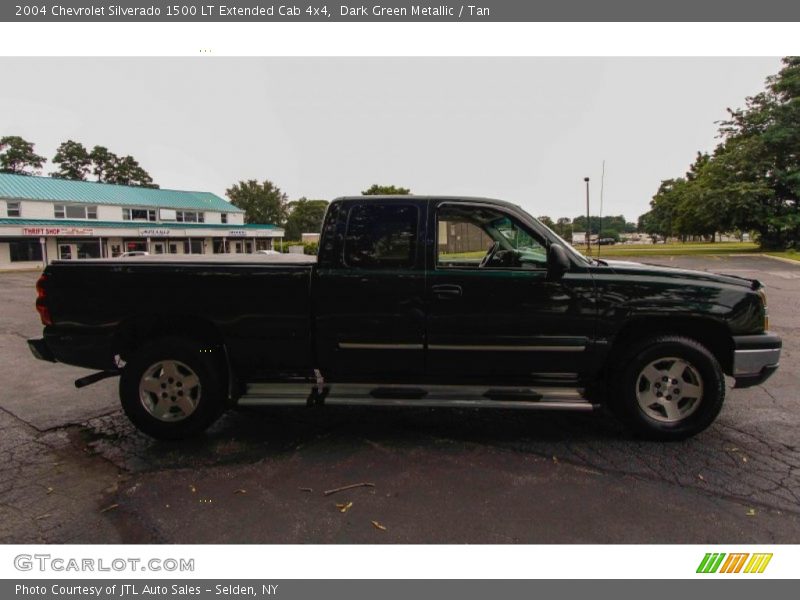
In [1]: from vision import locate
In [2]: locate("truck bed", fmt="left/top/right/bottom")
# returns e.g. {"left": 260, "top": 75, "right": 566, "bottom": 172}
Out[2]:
{"left": 40, "top": 257, "right": 316, "bottom": 377}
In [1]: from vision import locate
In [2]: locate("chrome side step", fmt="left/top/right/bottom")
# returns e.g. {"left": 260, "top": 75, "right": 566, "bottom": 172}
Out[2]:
{"left": 238, "top": 382, "right": 596, "bottom": 412}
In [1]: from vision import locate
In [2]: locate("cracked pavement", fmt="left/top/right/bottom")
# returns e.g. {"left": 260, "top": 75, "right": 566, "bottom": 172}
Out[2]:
{"left": 0, "top": 255, "right": 799, "bottom": 543}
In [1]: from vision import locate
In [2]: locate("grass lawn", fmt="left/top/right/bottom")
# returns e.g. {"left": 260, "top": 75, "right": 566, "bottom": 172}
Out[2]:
{"left": 440, "top": 242, "right": 800, "bottom": 262}
{"left": 589, "top": 242, "right": 760, "bottom": 257}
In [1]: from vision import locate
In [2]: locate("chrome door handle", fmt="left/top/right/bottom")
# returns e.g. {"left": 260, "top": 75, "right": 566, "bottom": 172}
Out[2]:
{"left": 432, "top": 284, "right": 463, "bottom": 299}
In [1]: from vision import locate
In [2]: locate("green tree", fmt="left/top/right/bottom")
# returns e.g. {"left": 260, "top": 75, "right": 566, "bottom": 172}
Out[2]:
{"left": 642, "top": 179, "right": 683, "bottom": 241}
{"left": 226, "top": 179, "right": 289, "bottom": 225}
{"left": 106, "top": 155, "right": 157, "bottom": 188}
{"left": 646, "top": 57, "right": 800, "bottom": 249}
{"left": 89, "top": 146, "right": 157, "bottom": 188}
{"left": 713, "top": 59, "right": 800, "bottom": 248}
{"left": 0, "top": 135, "right": 45, "bottom": 175}
{"left": 555, "top": 217, "right": 573, "bottom": 241}
{"left": 538, "top": 215, "right": 555, "bottom": 229}
{"left": 361, "top": 184, "right": 411, "bottom": 195}
{"left": 284, "top": 198, "right": 329, "bottom": 240}
{"left": 50, "top": 140, "right": 91, "bottom": 180}
{"left": 89, "top": 146, "right": 117, "bottom": 182}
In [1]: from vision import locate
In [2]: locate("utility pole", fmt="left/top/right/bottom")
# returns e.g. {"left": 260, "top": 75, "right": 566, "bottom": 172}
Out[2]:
{"left": 598, "top": 160, "right": 605, "bottom": 258}
{"left": 584, "top": 177, "right": 590, "bottom": 254}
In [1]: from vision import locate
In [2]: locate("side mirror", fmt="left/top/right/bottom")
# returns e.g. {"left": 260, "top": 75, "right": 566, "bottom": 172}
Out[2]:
{"left": 547, "top": 244, "right": 570, "bottom": 279}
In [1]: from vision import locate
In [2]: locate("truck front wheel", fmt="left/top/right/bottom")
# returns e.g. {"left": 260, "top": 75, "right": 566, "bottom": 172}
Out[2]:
{"left": 609, "top": 335, "right": 725, "bottom": 440}
{"left": 119, "top": 337, "right": 226, "bottom": 440}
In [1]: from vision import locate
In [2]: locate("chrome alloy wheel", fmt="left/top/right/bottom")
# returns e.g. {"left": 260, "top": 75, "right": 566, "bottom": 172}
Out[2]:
{"left": 138, "top": 360, "right": 201, "bottom": 422}
{"left": 635, "top": 357, "right": 704, "bottom": 423}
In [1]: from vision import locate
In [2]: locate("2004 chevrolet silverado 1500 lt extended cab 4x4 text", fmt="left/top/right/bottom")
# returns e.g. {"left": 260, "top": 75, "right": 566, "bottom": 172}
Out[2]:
{"left": 28, "top": 196, "right": 782, "bottom": 440}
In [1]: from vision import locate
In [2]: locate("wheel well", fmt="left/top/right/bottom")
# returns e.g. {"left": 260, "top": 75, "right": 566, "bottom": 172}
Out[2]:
{"left": 607, "top": 317, "right": 734, "bottom": 375}
{"left": 113, "top": 314, "right": 225, "bottom": 361}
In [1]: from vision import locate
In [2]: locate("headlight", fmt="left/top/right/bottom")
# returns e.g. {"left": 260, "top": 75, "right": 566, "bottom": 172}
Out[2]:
{"left": 757, "top": 288, "right": 768, "bottom": 331}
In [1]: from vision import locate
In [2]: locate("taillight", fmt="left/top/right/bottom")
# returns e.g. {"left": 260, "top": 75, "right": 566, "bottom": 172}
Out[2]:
{"left": 35, "top": 274, "right": 52, "bottom": 326}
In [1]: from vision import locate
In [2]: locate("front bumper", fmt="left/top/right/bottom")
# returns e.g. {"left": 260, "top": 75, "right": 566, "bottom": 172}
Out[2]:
{"left": 732, "top": 332, "right": 782, "bottom": 388}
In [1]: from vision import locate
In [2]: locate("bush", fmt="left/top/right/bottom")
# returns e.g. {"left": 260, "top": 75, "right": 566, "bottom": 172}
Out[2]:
{"left": 276, "top": 241, "right": 318, "bottom": 255}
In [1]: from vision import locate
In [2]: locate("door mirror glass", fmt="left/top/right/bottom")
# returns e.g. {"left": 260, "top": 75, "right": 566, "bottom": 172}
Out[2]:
{"left": 547, "top": 244, "right": 570, "bottom": 279}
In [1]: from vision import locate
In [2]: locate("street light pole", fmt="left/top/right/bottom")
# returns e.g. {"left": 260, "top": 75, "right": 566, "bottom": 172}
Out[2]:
{"left": 584, "top": 177, "right": 590, "bottom": 254}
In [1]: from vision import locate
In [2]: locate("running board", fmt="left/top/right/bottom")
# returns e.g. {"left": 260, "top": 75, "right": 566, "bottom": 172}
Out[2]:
{"left": 238, "top": 383, "right": 595, "bottom": 412}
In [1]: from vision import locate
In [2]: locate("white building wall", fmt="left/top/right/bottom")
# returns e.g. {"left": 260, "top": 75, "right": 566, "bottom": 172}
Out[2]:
{"left": 228, "top": 213, "right": 245, "bottom": 225}
{"left": 97, "top": 205, "right": 122, "bottom": 221}
{"left": 204, "top": 211, "right": 222, "bottom": 224}
{"left": 20, "top": 200, "right": 55, "bottom": 219}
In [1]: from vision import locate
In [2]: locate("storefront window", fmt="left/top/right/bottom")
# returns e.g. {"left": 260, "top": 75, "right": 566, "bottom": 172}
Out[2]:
{"left": 57, "top": 239, "right": 101, "bottom": 259}
{"left": 8, "top": 239, "right": 42, "bottom": 262}
{"left": 124, "top": 240, "right": 147, "bottom": 253}
{"left": 184, "top": 239, "right": 204, "bottom": 254}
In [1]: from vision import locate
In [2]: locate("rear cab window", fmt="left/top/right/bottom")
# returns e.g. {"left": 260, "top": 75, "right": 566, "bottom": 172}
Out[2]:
{"left": 344, "top": 203, "right": 419, "bottom": 269}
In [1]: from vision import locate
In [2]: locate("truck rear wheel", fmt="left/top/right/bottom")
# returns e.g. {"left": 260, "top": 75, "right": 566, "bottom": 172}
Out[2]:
{"left": 119, "top": 337, "right": 226, "bottom": 440}
{"left": 609, "top": 335, "right": 725, "bottom": 440}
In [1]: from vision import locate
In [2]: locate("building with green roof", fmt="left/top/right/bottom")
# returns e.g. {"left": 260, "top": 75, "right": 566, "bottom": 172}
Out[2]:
{"left": 0, "top": 173, "right": 283, "bottom": 267}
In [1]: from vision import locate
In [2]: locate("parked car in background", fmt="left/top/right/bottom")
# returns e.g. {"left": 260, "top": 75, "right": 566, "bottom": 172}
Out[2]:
{"left": 119, "top": 251, "right": 150, "bottom": 258}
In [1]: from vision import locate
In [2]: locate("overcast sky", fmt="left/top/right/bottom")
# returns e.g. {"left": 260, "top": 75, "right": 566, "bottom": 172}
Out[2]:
{"left": 0, "top": 57, "right": 782, "bottom": 222}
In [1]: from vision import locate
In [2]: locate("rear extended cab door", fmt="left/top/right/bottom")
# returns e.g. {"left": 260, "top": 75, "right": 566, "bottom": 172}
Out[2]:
{"left": 313, "top": 198, "right": 428, "bottom": 381}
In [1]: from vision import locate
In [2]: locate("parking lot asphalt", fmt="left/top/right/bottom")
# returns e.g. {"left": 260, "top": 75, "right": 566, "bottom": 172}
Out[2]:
{"left": 1, "top": 255, "right": 799, "bottom": 543}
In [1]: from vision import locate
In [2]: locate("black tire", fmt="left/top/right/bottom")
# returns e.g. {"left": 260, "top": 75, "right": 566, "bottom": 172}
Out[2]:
{"left": 608, "top": 335, "right": 725, "bottom": 441}
{"left": 119, "top": 336, "right": 226, "bottom": 440}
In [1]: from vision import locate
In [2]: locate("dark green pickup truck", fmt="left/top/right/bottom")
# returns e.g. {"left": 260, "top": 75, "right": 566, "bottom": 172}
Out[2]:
{"left": 28, "top": 195, "right": 781, "bottom": 440}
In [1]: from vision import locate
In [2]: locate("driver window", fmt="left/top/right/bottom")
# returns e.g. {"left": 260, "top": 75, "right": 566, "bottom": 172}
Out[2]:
{"left": 436, "top": 205, "right": 548, "bottom": 269}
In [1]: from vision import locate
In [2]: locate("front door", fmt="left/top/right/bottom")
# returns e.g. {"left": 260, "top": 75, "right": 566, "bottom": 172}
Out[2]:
{"left": 314, "top": 200, "right": 427, "bottom": 381}
{"left": 426, "top": 201, "right": 595, "bottom": 384}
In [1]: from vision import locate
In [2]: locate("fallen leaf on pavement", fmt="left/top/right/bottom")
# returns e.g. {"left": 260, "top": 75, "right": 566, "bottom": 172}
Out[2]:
{"left": 552, "top": 456, "right": 559, "bottom": 464}
{"left": 299, "top": 487, "right": 313, "bottom": 493}
{"left": 233, "top": 489, "right": 247, "bottom": 494}
{"left": 35, "top": 513, "right": 51, "bottom": 520}
{"left": 697, "top": 474, "right": 705, "bottom": 481}
{"left": 189, "top": 485, "right": 197, "bottom": 493}
{"left": 746, "top": 508, "right": 756, "bottom": 516}
{"left": 336, "top": 502, "right": 353, "bottom": 513}
{"left": 100, "top": 503, "right": 119, "bottom": 513}
{"left": 371, "top": 520, "right": 387, "bottom": 531}
{"left": 46, "top": 487, "right": 54, "bottom": 495}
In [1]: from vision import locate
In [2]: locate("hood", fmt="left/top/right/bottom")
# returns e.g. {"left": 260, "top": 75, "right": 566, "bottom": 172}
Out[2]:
{"left": 599, "top": 259, "right": 761, "bottom": 290}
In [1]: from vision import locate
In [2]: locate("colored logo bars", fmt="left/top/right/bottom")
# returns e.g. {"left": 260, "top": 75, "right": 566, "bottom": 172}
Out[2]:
{"left": 696, "top": 553, "right": 773, "bottom": 574}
